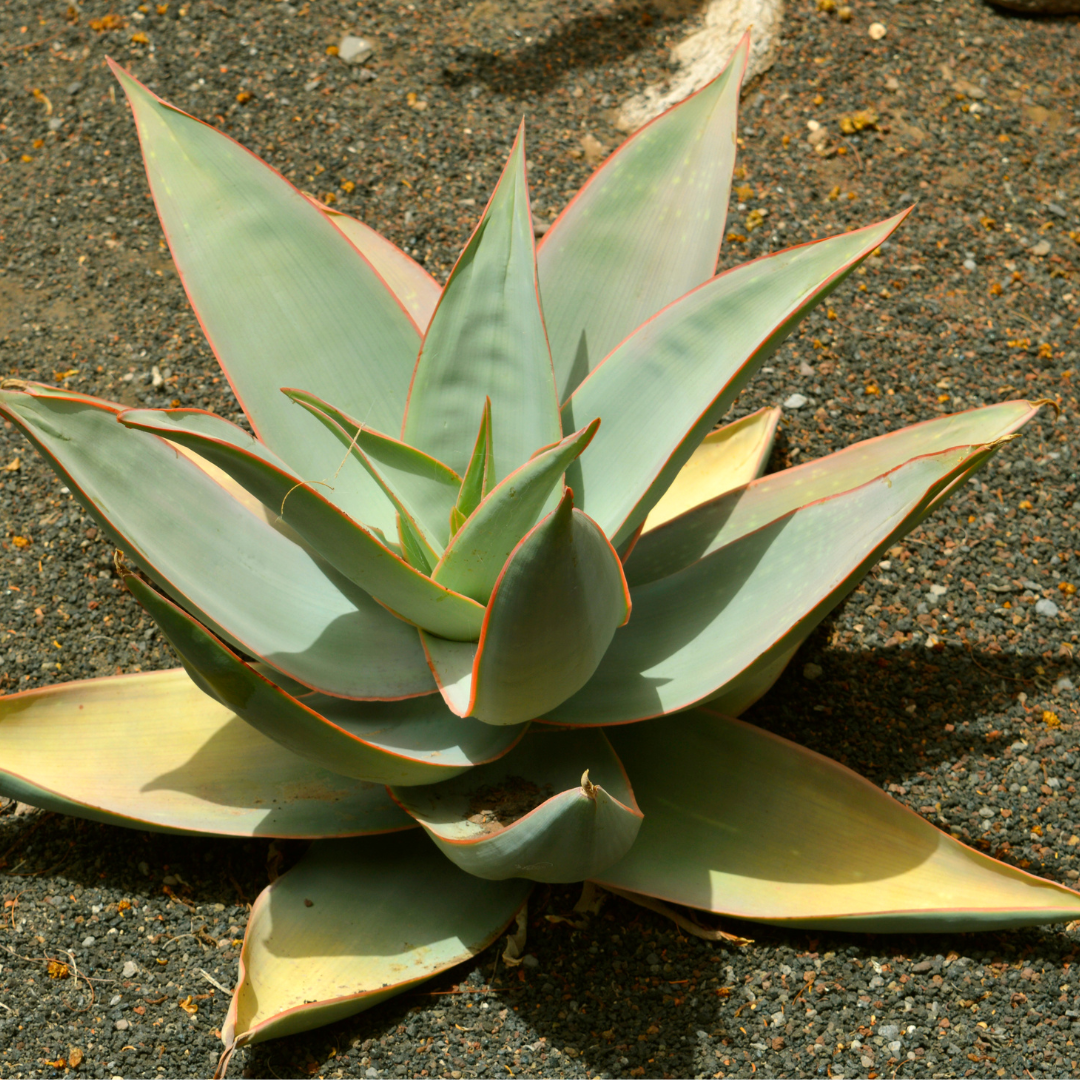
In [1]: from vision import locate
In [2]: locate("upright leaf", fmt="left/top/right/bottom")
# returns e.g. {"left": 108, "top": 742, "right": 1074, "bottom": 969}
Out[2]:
{"left": 469, "top": 491, "right": 630, "bottom": 725}
{"left": 402, "top": 124, "right": 561, "bottom": 480}
{"left": 110, "top": 63, "right": 420, "bottom": 519}
{"left": 537, "top": 36, "right": 747, "bottom": 400}
{"left": 562, "top": 213, "right": 909, "bottom": 547}
{"left": 454, "top": 397, "right": 494, "bottom": 532}
{"left": 432, "top": 419, "right": 600, "bottom": 605}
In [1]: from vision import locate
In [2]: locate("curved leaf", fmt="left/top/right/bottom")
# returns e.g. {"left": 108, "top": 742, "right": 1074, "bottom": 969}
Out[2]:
{"left": 125, "top": 575, "right": 526, "bottom": 786}
{"left": 600, "top": 710, "right": 1080, "bottom": 930}
{"left": 629, "top": 400, "right": 1039, "bottom": 586}
{"left": 402, "top": 124, "right": 561, "bottom": 480}
{"left": 318, "top": 202, "right": 441, "bottom": 330}
{"left": 283, "top": 387, "right": 461, "bottom": 551}
{"left": 562, "top": 212, "right": 910, "bottom": 547}
{"left": 222, "top": 832, "right": 530, "bottom": 1046}
{"left": 0, "top": 669, "right": 412, "bottom": 837}
{"left": 118, "top": 407, "right": 485, "bottom": 641}
{"left": 546, "top": 442, "right": 1000, "bottom": 726}
{"left": 642, "top": 405, "right": 780, "bottom": 532}
{"left": 432, "top": 419, "right": 600, "bottom": 605}
{"left": 390, "top": 729, "right": 641, "bottom": 882}
{"left": 0, "top": 387, "right": 434, "bottom": 699}
{"left": 469, "top": 492, "right": 630, "bottom": 725}
{"left": 537, "top": 36, "right": 748, "bottom": 400}
{"left": 110, "top": 62, "right": 420, "bottom": 501}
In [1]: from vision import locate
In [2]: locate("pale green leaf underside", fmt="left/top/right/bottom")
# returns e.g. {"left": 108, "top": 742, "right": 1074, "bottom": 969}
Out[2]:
{"left": 119, "top": 408, "right": 485, "bottom": 641}
{"left": 390, "top": 729, "right": 641, "bottom": 882}
{"left": 546, "top": 444, "right": 996, "bottom": 725}
{"left": 403, "top": 128, "right": 561, "bottom": 481}
{"left": 125, "top": 575, "right": 525, "bottom": 786}
{"left": 432, "top": 419, "right": 600, "bottom": 605}
{"left": 0, "top": 389, "right": 433, "bottom": 698}
{"left": 471, "top": 494, "right": 630, "bottom": 726}
{"left": 111, "top": 63, "right": 420, "bottom": 520}
{"left": 600, "top": 711, "right": 1080, "bottom": 929}
{"left": 537, "top": 38, "right": 747, "bottom": 401}
{"left": 223, "top": 832, "right": 530, "bottom": 1047}
{"left": 0, "top": 669, "right": 412, "bottom": 838}
{"left": 628, "top": 400, "right": 1039, "bottom": 586}
{"left": 563, "top": 213, "right": 908, "bottom": 548}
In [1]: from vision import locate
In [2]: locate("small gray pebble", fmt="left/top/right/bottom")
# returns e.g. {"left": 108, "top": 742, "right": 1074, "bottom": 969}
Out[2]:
{"left": 1036, "top": 598, "right": 1060, "bottom": 618}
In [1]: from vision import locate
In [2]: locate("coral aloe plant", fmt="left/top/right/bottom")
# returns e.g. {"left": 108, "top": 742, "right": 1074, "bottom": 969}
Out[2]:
{"left": 1, "top": 36, "right": 1078, "bottom": 1063}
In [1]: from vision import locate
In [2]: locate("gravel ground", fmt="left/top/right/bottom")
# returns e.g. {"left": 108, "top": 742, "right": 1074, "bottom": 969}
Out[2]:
{"left": 2, "top": 0, "right": 1080, "bottom": 1077}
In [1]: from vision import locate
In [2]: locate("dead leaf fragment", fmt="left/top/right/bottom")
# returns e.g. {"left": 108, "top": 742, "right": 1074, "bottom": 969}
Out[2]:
{"left": 69, "top": 1047, "right": 84, "bottom": 1068}
{"left": 839, "top": 109, "right": 878, "bottom": 134}
{"left": 2, "top": 458, "right": 20, "bottom": 473}
{"left": 178, "top": 995, "right": 198, "bottom": 1016}
{"left": 47, "top": 959, "right": 70, "bottom": 979}
{"left": 581, "top": 133, "right": 607, "bottom": 166}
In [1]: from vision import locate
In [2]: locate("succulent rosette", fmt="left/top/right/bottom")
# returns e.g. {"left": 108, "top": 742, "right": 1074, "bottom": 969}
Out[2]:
{"left": 2, "top": 38, "right": 1078, "bottom": 1058}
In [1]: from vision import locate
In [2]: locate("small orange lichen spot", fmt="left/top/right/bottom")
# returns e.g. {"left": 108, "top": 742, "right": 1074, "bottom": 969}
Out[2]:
{"left": 1019, "top": 500, "right": 1034, "bottom": 511}
{"left": 990, "top": 282, "right": 1003, "bottom": 296}
{"left": 321, "top": 191, "right": 337, "bottom": 205}
{"left": 157, "top": 3, "right": 168, "bottom": 11}
{"left": 839, "top": 109, "right": 879, "bottom": 135}
{"left": 998, "top": 133, "right": 1010, "bottom": 143}
{"left": 734, "top": 184, "right": 753, "bottom": 201}
{"left": 745, "top": 209, "right": 765, "bottom": 231}
{"left": 340, "top": 179, "right": 355, "bottom": 193}
{"left": 12, "top": 536, "right": 30, "bottom": 549}
{"left": 865, "top": 384, "right": 881, "bottom": 395}
{"left": 937, "top": 394, "right": 950, "bottom": 403}
{"left": 827, "top": 185, "right": 840, "bottom": 201}
{"left": 236, "top": 90, "right": 252, "bottom": 104}
{"left": 131, "top": 31, "right": 149, "bottom": 44}
{"left": 827, "top": 308, "right": 838, "bottom": 319}
{"left": 813, "top": 93, "right": 825, "bottom": 105}
{"left": 1038, "top": 342, "right": 1054, "bottom": 359}
{"left": 1044, "top": 711, "right": 1061, "bottom": 728}
{"left": 47, "top": 960, "right": 70, "bottom": 979}
{"left": 20, "top": 154, "right": 32, "bottom": 163}
{"left": 117, "top": 899, "right": 132, "bottom": 912}
{"left": 89, "top": 13, "right": 126, "bottom": 31}
{"left": 726, "top": 233, "right": 747, "bottom": 244}
{"left": 782, "top": 134, "right": 791, "bottom": 147}
{"left": 858, "top": 283, "right": 867, "bottom": 292}
{"left": 1007, "top": 337, "right": 1031, "bottom": 349}
{"left": 1059, "top": 582, "right": 1076, "bottom": 595}
{"left": 847, "top": 191, "right": 857, "bottom": 200}
{"left": 32, "top": 138, "right": 44, "bottom": 149}
{"left": 980, "top": 216, "right": 996, "bottom": 230}
{"left": 326, "top": 44, "right": 340, "bottom": 55}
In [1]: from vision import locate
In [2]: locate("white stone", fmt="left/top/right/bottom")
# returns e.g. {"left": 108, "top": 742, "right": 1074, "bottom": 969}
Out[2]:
{"left": 338, "top": 35, "right": 373, "bottom": 64}
{"left": 784, "top": 393, "right": 808, "bottom": 409}
{"left": 1036, "top": 598, "right": 1060, "bottom": 617}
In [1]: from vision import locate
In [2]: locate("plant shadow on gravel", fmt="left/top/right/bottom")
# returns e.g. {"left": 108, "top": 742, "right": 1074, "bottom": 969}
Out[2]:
{"left": 441, "top": 0, "right": 704, "bottom": 97}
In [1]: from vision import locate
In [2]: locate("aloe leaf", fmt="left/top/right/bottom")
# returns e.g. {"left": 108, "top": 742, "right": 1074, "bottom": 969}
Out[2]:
{"left": 402, "top": 124, "right": 561, "bottom": 480}
{"left": 283, "top": 387, "right": 461, "bottom": 551}
{"left": 0, "top": 669, "right": 413, "bottom": 837}
{"left": 600, "top": 710, "right": 1080, "bottom": 929}
{"left": 0, "top": 387, "right": 433, "bottom": 698}
{"left": 536, "top": 38, "right": 747, "bottom": 401}
{"left": 432, "top": 419, "right": 600, "bottom": 605}
{"left": 316, "top": 200, "right": 442, "bottom": 329}
{"left": 455, "top": 397, "right": 494, "bottom": 528}
{"left": 124, "top": 574, "right": 525, "bottom": 785}
{"left": 222, "top": 832, "right": 530, "bottom": 1048}
{"left": 118, "top": 407, "right": 485, "bottom": 641}
{"left": 418, "top": 633, "right": 478, "bottom": 718}
{"left": 562, "top": 213, "right": 910, "bottom": 548}
{"left": 470, "top": 491, "right": 630, "bottom": 725}
{"left": 628, "top": 400, "right": 1040, "bottom": 587}
{"left": 546, "top": 442, "right": 1001, "bottom": 726}
{"left": 396, "top": 512, "right": 435, "bottom": 574}
{"left": 642, "top": 405, "right": 780, "bottom": 532}
{"left": 390, "top": 730, "right": 641, "bottom": 882}
{"left": 109, "top": 62, "right": 420, "bottom": 501}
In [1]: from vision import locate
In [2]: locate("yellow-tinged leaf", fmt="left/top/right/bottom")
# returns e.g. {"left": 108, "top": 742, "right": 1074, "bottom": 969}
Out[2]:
{"left": 643, "top": 407, "right": 781, "bottom": 532}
